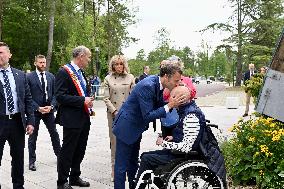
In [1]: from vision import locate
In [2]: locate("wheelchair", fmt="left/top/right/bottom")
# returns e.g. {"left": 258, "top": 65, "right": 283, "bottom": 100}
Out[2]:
{"left": 135, "top": 123, "right": 226, "bottom": 189}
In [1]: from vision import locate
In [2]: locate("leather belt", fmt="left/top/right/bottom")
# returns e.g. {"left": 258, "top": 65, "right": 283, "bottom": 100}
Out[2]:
{"left": 0, "top": 112, "right": 21, "bottom": 120}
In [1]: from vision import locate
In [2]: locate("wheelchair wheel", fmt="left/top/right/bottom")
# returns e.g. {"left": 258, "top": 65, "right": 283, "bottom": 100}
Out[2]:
{"left": 166, "top": 160, "right": 224, "bottom": 189}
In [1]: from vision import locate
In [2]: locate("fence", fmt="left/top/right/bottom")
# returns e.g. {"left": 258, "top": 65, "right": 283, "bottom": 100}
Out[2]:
{"left": 91, "top": 84, "right": 104, "bottom": 99}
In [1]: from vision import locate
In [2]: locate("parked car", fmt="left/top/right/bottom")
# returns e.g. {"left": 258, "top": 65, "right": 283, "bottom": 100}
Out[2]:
{"left": 218, "top": 77, "right": 225, "bottom": 82}
{"left": 206, "top": 78, "right": 213, "bottom": 84}
{"left": 195, "top": 77, "right": 201, "bottom": 84}
{"left": 209, "top": 76, "right": 215, "bottom": 81}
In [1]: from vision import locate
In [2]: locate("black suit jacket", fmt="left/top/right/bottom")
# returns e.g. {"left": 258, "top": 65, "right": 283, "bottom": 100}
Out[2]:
{"left": 0, "top": 67, "right": 34, "bottom": 129}
{"left": 138, "top": 73, "right": 148, "bottom": 81}
{"left": 55, "top": 65, "right": 90, "bottom": 128}
{"left": 27, "top": 71, "right": 57, "bottom": 112}
{"left": 243, "top": 70, "right": 257, "bottom": 85}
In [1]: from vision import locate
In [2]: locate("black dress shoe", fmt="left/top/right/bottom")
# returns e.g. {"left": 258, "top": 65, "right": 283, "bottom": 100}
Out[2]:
{"left": 243, "top": 113, "right": 248, "bottom": 117}
{"left": 69, "top": 177, "right": 90, "bottom": 187}
{"left": 57, "top": 182, "right": 73, "bottom": 189}
{"left": 29, "top": 163, "right": 36, "bottom": 171}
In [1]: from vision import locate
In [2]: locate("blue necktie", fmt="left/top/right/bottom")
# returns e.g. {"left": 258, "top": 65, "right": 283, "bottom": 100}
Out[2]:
{"left": 1, "top": 70, "right": 15, "bottom": 113}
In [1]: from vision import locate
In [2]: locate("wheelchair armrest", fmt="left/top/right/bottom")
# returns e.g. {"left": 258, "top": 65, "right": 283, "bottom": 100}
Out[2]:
{"left": 187, "top": 151, "right": 199, "bottom": 156}
{"left": 171, "top": 150, "right": 200, "bottom": 158}
{"left": 207, "top": 124, "right": 219, "bottom": 129}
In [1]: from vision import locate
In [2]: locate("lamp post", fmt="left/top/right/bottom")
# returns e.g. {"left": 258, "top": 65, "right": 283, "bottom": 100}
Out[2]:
{"left": 94, "top": 47, "right": 100, "bottom": 76}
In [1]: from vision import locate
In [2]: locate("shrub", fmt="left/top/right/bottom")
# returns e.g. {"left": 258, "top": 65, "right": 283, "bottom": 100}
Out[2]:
{"left": 244, "top": 74, "right": 264, "bottom": 102}
{"left": 222, "top": 116, "right": 284, "bottom": 188}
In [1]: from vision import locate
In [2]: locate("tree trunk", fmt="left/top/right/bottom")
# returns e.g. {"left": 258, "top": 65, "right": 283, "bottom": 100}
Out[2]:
{"left": 83, "top": 0, "right": 86, "bottom": 18}
{"left": 46, "top": 0, "right": 56, "bottom": 70}
{"left": 107, "top": 0, "right": 111, "bottom": 61}
{"left": 0, "top": 0, "right": 4, "bottom": 40}
{"left": 235, "top": 0, "right": 243, "bottom": 86}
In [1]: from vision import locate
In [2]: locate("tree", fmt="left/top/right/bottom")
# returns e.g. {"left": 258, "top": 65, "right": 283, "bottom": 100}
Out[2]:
{"left": 128, "top": 58, "right": 147, "bottom": 77}
{"left": 1, "top": 0, "right": 137, "bottom": 78}
{"left": 146, "top": 28, "right": 174, "bottom": 73}
{"left": 195, "top": 41, "right": 211, "bottom": 77}
{"left": 0, "top": 0, "right": 4, "bottom": 40}
{"left": 210, "top": 50, "right": 228, "bottom": 78}
{"left": 202, "top": 0, "right": 284, "bottom": 86}
{"left": 46, "top": 0, "right": 56, "bottom": 70}
{"left": 243, "top": 0, "right": 284, "bottom": 68}
{"left": 136, "top": 49, "right": 146, "bottom": 61}
{"left": 2, "top": 0, "right": 49, "bottom": 68}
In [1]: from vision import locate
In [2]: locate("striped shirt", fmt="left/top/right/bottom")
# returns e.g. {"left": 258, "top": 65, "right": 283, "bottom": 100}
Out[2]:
{"left": 161, "top": 113, "right": 200, "bottom": 153}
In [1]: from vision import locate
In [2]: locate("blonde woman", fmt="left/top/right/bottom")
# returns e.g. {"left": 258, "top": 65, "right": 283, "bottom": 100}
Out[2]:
{"left": 103, "top": 55, "right": 135, "bottom": 181}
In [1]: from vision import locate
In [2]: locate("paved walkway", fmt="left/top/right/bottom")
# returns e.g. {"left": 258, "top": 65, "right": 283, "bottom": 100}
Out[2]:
{"left": 0, "top": 87, "right": 255, "bottom": 189}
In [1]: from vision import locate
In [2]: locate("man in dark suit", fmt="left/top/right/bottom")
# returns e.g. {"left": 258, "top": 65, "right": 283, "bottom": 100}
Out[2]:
{"left": 27, "top": 55, "right": 61, "bottom": 171}
{"left": 138, "top": 65, "right": 150, "bottom": 82}
{"left": 0, "top": 42, "right": 34, "bottom": 189}
{"left": 113, "top": 62, "right": 187, "bottom": 189}
{"left": 243, "top": 63, "right": 256, "bottom": 117}
{"left": 55, "top": 46, "right": 93, "bottom": 189}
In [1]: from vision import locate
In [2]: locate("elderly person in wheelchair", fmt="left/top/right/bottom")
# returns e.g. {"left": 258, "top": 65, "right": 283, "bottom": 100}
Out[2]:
{"left": 135, "top": 86, "right": 227, "bottom": 189}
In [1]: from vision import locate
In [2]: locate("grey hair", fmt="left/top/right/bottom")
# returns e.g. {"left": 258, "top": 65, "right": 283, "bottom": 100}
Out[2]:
{"left": 72, "top": 45, "right": 89, "bottom": 58}
{"left": 168, "top": 55, "right": 184, "bottom": 70}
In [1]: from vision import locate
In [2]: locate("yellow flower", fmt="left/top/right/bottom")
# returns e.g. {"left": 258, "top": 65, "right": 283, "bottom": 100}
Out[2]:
{"left": 255, "top": 119, "right": 259, "bottom": 124}
{"left": 266, "top": 117, "right": 274, "bottom": 123}
{"left": 265, "top": 152, "right": 273, "bottom": 157}
{"left": 269, "top": 123, "right": 276, "bottom": 128}
{"left": 272, "top": 134, "right": 281, "bottom": 142}
{"left": 272, "top": 130, "right": 278, "bottom": 135}
{"left": 253, "top": 152, "right": 260, "bottom": 158}
{"left": 248, "top": 136, "right": 255, "bottom": 142}
{"left": 250, "top": 123, "right": 256, "bottom": 129}
{"left": 263, "top": 130, "right": 272, "bottom": 136}
{"left": 260, "top": 145, "right": 269, "bottom": 153}
{"left": 259, "top": 170, "right": 264, "bottom": 176}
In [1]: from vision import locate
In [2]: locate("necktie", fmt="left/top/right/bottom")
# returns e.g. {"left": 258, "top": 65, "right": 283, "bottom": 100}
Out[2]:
{"left": 1, "top": 70, "right": 15, "bottom": 113}
{"left": 40, "top": 72, "right": 47, "bottom": 104}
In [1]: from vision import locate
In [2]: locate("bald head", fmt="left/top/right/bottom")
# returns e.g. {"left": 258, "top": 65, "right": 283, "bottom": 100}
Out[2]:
{"left": 170, "top": 86, "right": 191, "bottom": 103}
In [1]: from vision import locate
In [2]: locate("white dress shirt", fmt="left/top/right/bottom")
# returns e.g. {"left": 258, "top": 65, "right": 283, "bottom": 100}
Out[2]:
{"left": 36, "top": 69, "right": 48, "bottom": 101}
{"left": 0, "top": 66, "right": 19, "bottom": 114}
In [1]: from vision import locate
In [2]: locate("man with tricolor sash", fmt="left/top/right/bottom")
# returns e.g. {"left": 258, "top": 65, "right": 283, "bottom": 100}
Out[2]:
{"left": 55, "top": 46, "right": 93, "bottom": 189}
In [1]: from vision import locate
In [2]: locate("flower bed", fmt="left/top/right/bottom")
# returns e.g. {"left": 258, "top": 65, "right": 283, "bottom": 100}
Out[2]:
{"left": 222, "top": 116, "right": 284, "bottom": 188}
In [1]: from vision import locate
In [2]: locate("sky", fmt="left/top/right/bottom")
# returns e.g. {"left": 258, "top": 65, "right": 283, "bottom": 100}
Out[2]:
{"left": 122, "top": 0, "right": 233, "bottom": 59}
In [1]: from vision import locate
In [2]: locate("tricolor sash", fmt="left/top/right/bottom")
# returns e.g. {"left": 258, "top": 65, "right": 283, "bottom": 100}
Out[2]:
{"left": 63, "top": 64, "right": 93, "bottom": 115}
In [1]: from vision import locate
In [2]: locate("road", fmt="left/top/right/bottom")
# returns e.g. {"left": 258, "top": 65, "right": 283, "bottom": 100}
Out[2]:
{"left": 194, "top": 81, "right": 227, "bottom": 98}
